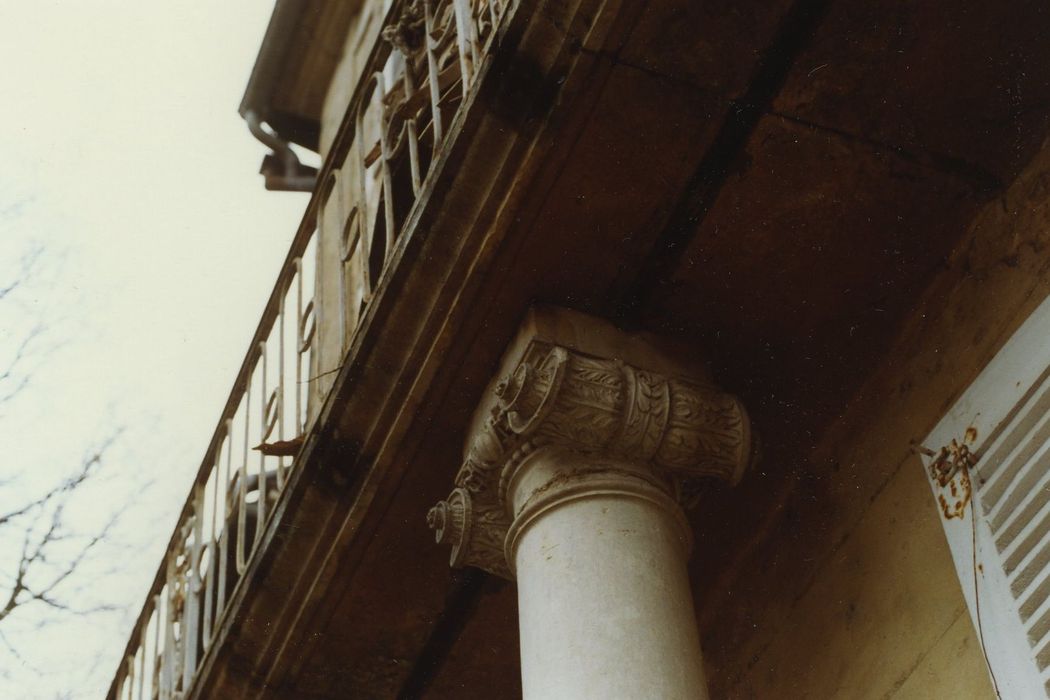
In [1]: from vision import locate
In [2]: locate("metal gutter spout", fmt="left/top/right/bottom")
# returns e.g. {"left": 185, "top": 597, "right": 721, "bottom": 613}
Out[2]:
{"left": 246, "top": 110, "right": 318, "bottom": 192}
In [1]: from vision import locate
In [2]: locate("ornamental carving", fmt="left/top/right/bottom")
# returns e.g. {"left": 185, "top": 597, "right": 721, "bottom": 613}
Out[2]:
{"left": 428, "top": 337, "right": 753, "bottom": 579}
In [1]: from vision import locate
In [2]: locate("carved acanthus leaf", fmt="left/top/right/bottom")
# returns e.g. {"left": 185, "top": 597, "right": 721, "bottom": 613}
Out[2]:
{"left": 428, "top": 339, "right": 752, "bottom": 579}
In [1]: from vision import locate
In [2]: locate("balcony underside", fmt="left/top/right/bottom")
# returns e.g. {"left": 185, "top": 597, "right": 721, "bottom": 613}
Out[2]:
{"left": 193, "top": 0, "right": 1050, "bottom": 697}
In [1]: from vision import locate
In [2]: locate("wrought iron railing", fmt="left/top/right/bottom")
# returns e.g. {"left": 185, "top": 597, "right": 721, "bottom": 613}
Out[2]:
{"left": 108, "top": 0, "right": 507, "bottom": 697}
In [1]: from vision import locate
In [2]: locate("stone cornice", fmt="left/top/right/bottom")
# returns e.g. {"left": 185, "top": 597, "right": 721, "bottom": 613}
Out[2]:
{"left": 428, "top": 309, "right": 754, "bottom": 579}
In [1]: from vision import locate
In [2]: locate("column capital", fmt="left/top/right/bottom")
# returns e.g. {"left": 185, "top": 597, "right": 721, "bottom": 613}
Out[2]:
{"left": 428, "top": 307, "right": 754, "bottom": 578}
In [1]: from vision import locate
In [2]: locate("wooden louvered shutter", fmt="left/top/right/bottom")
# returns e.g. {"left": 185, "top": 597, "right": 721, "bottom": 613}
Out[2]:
{"left": 923, "top": 293, "right": 1050, "bottom": 698}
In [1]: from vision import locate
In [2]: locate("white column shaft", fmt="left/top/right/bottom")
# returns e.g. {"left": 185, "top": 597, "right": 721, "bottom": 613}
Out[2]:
{"left": 510, "top": 455, "right": 708, "bottom": 700}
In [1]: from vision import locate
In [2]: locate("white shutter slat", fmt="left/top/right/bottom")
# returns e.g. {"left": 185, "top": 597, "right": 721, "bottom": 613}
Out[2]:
{"left": 981, "top": 386, "right": 1050, "bottom": 517}
{"left": 1026, "top": 597, "right": 1050, "bottom": 652}
{"left": 993, "top": 439, "right": 1050, "bottom": 551}
{"left": 1002, "top": 494, "right": 1050, "bottom": 577}
{"left": 1010, "top": 531, "right": 1050, "bottom": 599}
{"left": 1037, "top": 634, "right": 1050, "bottom": 671}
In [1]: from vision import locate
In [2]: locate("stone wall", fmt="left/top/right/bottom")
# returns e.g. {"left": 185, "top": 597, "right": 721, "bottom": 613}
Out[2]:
{"left": 319, "top": 1, "right": 384, "bottom": 160}
{"left": 700, "top": 136, "right": 1050, "bottom": 698}
{"left": 307, "top": 1, "right": 387, "bottom": 424}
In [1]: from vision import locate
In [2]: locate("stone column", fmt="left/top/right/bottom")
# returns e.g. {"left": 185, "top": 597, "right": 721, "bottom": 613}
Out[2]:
{"left": 427, "top": 308, "right": 753, "bottom": 700}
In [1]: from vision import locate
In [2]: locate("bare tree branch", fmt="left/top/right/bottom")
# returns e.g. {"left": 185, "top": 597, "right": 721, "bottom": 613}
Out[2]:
{"left": 0, "top": 245, "right": 49, "bottom": 412}
{"left": 0, "top": 431, "right": 126, "bottom": 636}
{"left": 0, "top": 244, "right": 131, "bottom": 688}
{"left": 0, "top": 322, "right": 44, "bottom": 406}
{"left": 0, "top": 245, "right": 40, "bottom": 303}
{"left": 0, "top": 627, "right": 39, "bottom": 679}
{"left": 0, "top": 432, "right": 121, "bottom": 528}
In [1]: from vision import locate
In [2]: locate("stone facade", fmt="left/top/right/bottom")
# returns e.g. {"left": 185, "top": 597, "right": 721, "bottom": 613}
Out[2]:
{"left": 109, "top": 0, "right": 1050, "bottom": 696}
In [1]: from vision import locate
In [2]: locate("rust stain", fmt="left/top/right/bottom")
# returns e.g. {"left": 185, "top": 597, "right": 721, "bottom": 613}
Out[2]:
{"left": 916, "top": 429, "right": 978, "bottom": 520}
{"left": 935, "top": 467, "right": 972, "bottom": 519}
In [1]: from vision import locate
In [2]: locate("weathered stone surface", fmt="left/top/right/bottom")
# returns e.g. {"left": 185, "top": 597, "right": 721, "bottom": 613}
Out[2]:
{"left": 726, "top": 457, "right": 977, "bottom": 698}
{"left": 615, "top": 0, "right": 793, "bottom": 98}
{"left": 418, "top": 577, "right": 522, "bottom": 698}
{"left": 775, "top": 0, "right": 1050, "bottom": 182}
{"left": 693, "top": 135, "right": 1050, "bottom": 699}
{"left": 648, "top": 115, "right": 979, "bottom": 456}
{"left": 892, "top": 611, "right": 996, "bottom": 700}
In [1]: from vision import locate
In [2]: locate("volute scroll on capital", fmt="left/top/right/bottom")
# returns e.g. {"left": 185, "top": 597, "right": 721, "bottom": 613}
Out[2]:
{"left": 428, "top": 310, "right": 755, "bottom": 579}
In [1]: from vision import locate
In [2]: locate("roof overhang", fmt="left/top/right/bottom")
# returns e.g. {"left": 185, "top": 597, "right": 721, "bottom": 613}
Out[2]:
{"left": 239, "top": 0, "right": 363, "bottom": 152}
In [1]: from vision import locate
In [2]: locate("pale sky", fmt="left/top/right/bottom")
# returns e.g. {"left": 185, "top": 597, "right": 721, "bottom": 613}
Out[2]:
{"left": 0, "top": 2, "right": 308, "bottom": 696}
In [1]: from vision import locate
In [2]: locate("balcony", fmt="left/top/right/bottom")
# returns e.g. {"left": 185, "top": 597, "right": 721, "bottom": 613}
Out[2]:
{"left": 107, "top": 1, "right": 510, "bottom": 697}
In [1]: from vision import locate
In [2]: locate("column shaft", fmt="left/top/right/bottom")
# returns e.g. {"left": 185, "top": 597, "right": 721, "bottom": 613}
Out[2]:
{"left": 509, "top": 451, "right": 708, "bottom": 700}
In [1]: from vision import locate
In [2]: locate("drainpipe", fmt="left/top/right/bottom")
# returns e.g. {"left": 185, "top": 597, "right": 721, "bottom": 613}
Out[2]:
{"left": 245, "top": 110, "right": 318, "bottom": 192}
